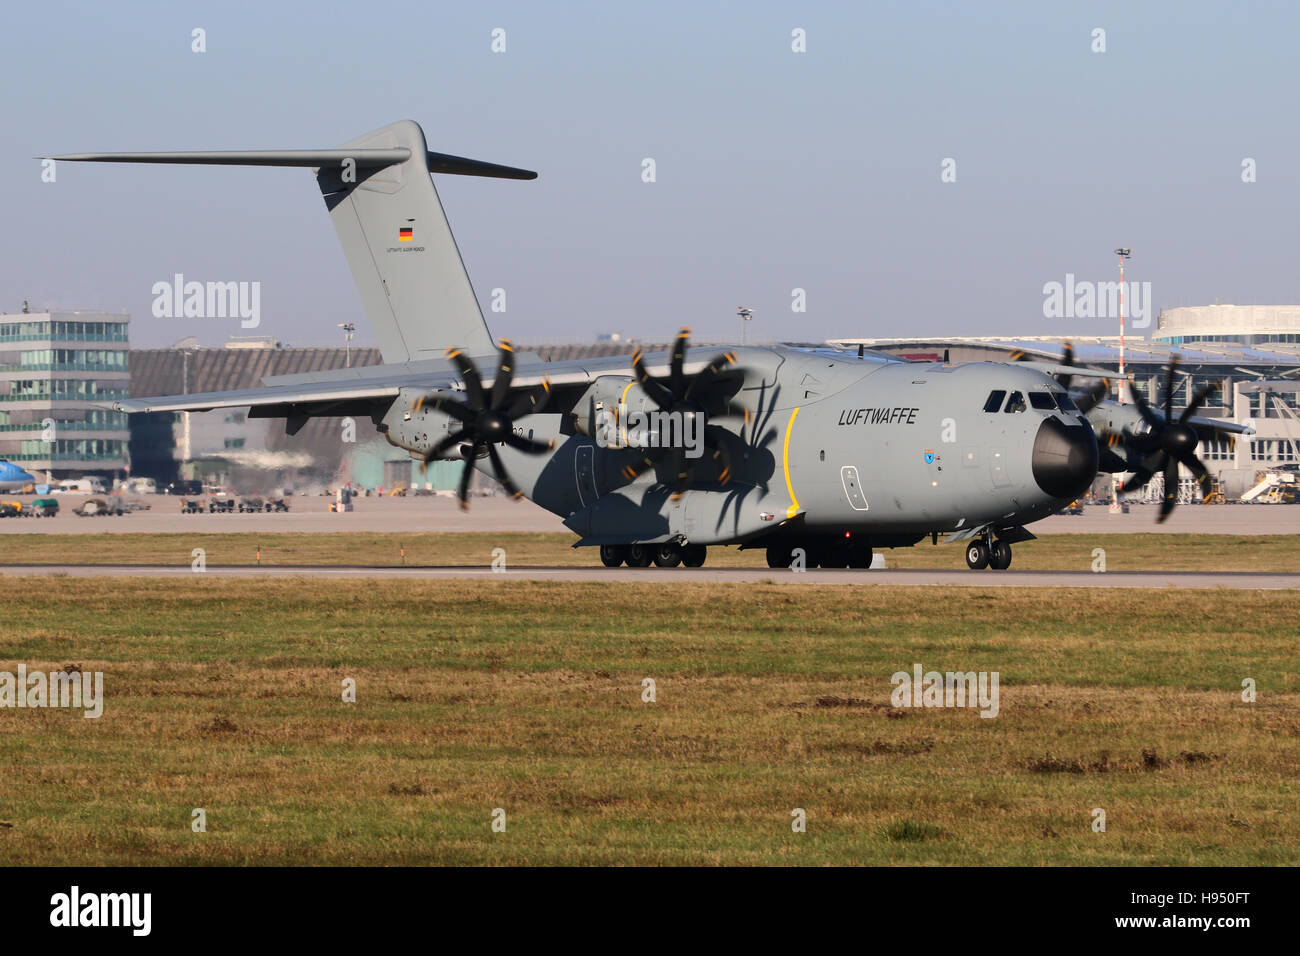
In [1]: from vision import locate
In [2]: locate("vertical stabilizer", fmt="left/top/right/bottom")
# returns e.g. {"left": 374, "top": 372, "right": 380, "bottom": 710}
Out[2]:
{"left": 318, "top": 120, "right": 510, "bottom": 362}
{"left": 48, "top": 119, "right": 537, "bottom": 364}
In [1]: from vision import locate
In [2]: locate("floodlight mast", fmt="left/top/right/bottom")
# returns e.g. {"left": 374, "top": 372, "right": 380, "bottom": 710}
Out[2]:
{"left": 737, "top": 307, "right": 753, "bottom": 346}
{"left": 1115, "top": 248, "right": 1131, "bottom": 405}
{"left": 1110, "top": 248, "right": 1132, "bottom": 516}
{"left": 338, "top": 322, "right": 356, "bottom": 368}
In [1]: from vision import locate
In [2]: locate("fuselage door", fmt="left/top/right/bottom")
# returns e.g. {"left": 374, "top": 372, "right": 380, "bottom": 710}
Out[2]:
{"left": 841, "top": 465, "right": 869, "bottom": 511}
{"left": 575, "top": 443, "right": 598, "bottom": 507}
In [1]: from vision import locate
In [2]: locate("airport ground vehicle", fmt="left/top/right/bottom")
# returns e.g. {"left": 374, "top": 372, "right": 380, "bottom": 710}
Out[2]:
{"left": 32, "top": 497, "right": 60, "bottom": 517}
{"left": 209, "top": 498, "right": 235, "bottom": 513}
{"left": 55, "top": 477, "right": 108, "bottom": 495}
{"left": 74, "top": 498, "right": 123, "bottom": 516}
{"left": 0, "top": 501, "right": 20, "bottom": 518}
{"left": 166, "top": 480, "right": 204, "bottom": 496}
{"left": 120, "top": 476, "right": 158, "bottom": 494}
{"left": 180, "top": 499, "right": 203, "bottom": 514}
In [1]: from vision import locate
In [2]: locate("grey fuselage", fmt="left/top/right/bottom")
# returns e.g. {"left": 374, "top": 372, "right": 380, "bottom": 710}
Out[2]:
{"left": 386, "top": 347, "right": 1099, "bottom": 549}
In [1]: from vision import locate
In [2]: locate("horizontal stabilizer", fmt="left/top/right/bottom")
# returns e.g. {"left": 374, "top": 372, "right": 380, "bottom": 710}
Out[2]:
{"left": 46, "top": 148, "right": 536, "bottom": 179}
{"left": 45, "top": 148, "right": 411, "bottom": 167}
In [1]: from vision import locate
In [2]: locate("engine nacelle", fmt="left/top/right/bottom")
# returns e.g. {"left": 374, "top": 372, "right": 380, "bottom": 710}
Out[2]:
{"left": 379, "top": 387, "right": 467, "bottom": 460}
{"left": 570, "top": 375, "right": 662, "bottom": 446}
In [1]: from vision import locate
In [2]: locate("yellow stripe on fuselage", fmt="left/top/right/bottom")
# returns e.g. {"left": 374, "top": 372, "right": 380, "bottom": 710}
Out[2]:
{"left": 783, "top": 405, "right": 801, "bottom": 518}
{"left": 619, "top": 381, "right": 635, "bottom": 445}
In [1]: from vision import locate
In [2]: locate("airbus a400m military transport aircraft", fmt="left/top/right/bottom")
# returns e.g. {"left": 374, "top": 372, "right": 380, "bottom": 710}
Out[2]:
{"left": 49, "top": 120, "right": 1251, "bottom": 571}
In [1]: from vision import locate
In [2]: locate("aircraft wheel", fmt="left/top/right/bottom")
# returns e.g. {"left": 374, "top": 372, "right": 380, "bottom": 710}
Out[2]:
{"left": 765, "top": 543, "right": 793, "bottom": 568}
{"left": 847, "top": 544, "right": 874, "bottom": 569}
{"left": 653, "top": 544, "right": 682, "bottom": 568}
{"left": 820, "top": 546, "right": 849, "bottom": 569}
{"left": 989, "top": 540, "right": 1012, "bottom": 571}
{"left": 965, "top": 541, "right": 990, "bottom": 571}
{"left": 681, "top": 544, "right": 707, "bottom": 568}
{"left": 626, "top": 544, "right": 653, "bottom": 568}
{"left": 600, "top": 544, "right": 626, "bottom": 568}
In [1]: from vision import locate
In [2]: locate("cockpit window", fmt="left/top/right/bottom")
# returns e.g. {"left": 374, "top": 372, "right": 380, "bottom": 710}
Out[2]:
{"left": 983, "top": 390, "right": 1006, "bottom": 412}
{"left": 1055, "top": 392, "right": 1079, "bottom": 412}
{"left": 1029, "top": 392, "right": 1055, "bottom": 410}
{"left": 1004, "top": 391, "right": 1026, "bottom": 413}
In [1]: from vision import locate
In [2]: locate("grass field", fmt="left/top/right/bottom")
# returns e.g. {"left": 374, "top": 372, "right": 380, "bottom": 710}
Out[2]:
{"left": 3, "top": 530, "right": 1300, "bottom": 572}
{"left": 0, "top": 577, "right": 1296, "bottom": 865}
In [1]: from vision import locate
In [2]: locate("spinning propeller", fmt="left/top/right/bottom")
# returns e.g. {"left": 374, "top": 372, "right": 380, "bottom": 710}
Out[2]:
{"left": 1101, "top": 356, "right": 1218, "bottom": 522}
{"left": 620, "top": 327, "right": 747, "bottom": 497}
{"left": 413, "top": 340, "right": 552, "bottom": 509}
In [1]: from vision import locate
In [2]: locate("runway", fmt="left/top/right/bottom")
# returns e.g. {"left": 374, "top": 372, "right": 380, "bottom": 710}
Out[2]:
{"left": 3, "top": 563, "right": 1299, "bottom": 589}
{"left": 4, "top": 494, "right": 1299, "bottom": 535}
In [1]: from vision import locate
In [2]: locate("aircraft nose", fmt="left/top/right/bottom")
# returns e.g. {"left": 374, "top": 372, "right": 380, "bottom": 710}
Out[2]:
{"left": 1031, "top": 416, "right": 1098, "bottom": 499}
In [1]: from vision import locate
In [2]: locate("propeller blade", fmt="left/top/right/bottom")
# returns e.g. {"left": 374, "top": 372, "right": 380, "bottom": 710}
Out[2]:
{"left": 1162, "top": 356, "right": 1179, "bottom": 421}
{"left": 1179, "top": 451, "right": 1213, "bottom": 500}
{"left": 456, "top": 451, "right": 477, "bottom": 510}
{"left": 445, "top": 349, "right": 486, "bottom": 410}
{"left": 503, "top": 432, "right": 554, "bottom": 455}
{"left": 486, "top": 444, "right": 525, "bottom": 499}
{"left": 1076, "top": 380, "right": 1108, "bottom": 414}
{"left": 1118, "top": 451, "right": 1164, "bottom": 493}
{"left": 1058, "top": 342, "right": 1074, "bottom": 391}
{"left": 1098, "top": 445, "right": 1129, "bottom": 473}
{"left": 620, "top": 450, "right": 662, "bottom": 482}
{"left": 490, "top": 339, "right": 515, "bottom": 409}
{"left": 505, "top": 378, "right": 552, "bottom": 419}
{"left": 423, "top": 428, "right": 471, "bottom": 464}
{"left": 669, "top": 328, "right": 690, "bottom": 399}
{"left": 1157, "top": 455, "right": 1180, "bottom": 523}
{"left": 1129, "top": 385, "right": 1162, "bottom": 429}
{"left": 631, "top": 348, "right": 675, "bottom": 411}
{"left": 1179, "top": 382, "right": 1218, "bottom": 423}
{"left": 686, "top": 350, "right": 738, "bottom": 401}
{"left": 413, "top": 393, "right": 472, "bottom": 422}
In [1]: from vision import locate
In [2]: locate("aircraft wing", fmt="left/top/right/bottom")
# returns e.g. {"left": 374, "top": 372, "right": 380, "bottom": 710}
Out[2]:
{"left": 107, "top": 380, "right": 405, "bottom": 414}
{"left": 103, "top": 353, "right": 610, "bottom": 415}
{"left": 1187, "top": 415, "right": 1255, "bottom": 437}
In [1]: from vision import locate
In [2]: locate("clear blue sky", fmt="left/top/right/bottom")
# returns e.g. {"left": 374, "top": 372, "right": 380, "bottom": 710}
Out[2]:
{"left": 4, "top": 0, "right": 1298, "bottom": 349}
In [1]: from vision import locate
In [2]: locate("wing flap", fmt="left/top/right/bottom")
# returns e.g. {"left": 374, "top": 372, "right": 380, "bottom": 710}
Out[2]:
{"left": 107, "top": 382, "right": 402, "bottom": 414}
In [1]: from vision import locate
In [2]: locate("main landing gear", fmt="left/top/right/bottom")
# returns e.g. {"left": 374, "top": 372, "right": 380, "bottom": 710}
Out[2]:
{"left": 763, "top": 539, "right": 875, "bottom": 569}
{"left": 965, "top": 535, "right": 1013, "bottom": 571}
{"left": 600, "top": 543, "right": 707, "bottom": 568}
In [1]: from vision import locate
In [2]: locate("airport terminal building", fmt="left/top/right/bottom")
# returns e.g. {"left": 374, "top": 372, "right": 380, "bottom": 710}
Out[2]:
{"left": 0, "top": 310, "right": 131, "bottom": 480}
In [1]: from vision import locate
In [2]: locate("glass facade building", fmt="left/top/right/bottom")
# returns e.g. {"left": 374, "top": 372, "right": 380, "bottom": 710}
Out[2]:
{"left": 0, "top": 311, "right": 130, "bottom": 477}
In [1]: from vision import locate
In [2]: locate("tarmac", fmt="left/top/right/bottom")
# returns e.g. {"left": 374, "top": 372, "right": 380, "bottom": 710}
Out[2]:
{"left": 2, "top": 495, "right": 1297, "bottom": 589}
{"left": 2, "top": 494, "right": 1299, "bottom": 536}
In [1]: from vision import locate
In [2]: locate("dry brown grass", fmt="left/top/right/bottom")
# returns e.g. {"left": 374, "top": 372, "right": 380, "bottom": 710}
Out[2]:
{"left": 0, "top": 577, "right": 1295, "bottom": 865}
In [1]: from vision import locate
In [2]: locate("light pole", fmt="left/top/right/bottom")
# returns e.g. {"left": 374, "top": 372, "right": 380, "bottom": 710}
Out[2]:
{"left": 737, "top": 307, "right": 753, "bottom": 346}
{"left": 338, "top": 322, "right": 356, "bottom": 368}
{"left": 1111, "top": 248, "right": 1132, "bottom": 515}
{"left": 1114, "top": 248, "right": 1131, "bottom": 404}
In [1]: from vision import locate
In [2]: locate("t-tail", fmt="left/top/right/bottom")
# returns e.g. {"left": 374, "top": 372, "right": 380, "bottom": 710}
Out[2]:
{"left": 48, "top": 120, "right": 535, "bottom": 363}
